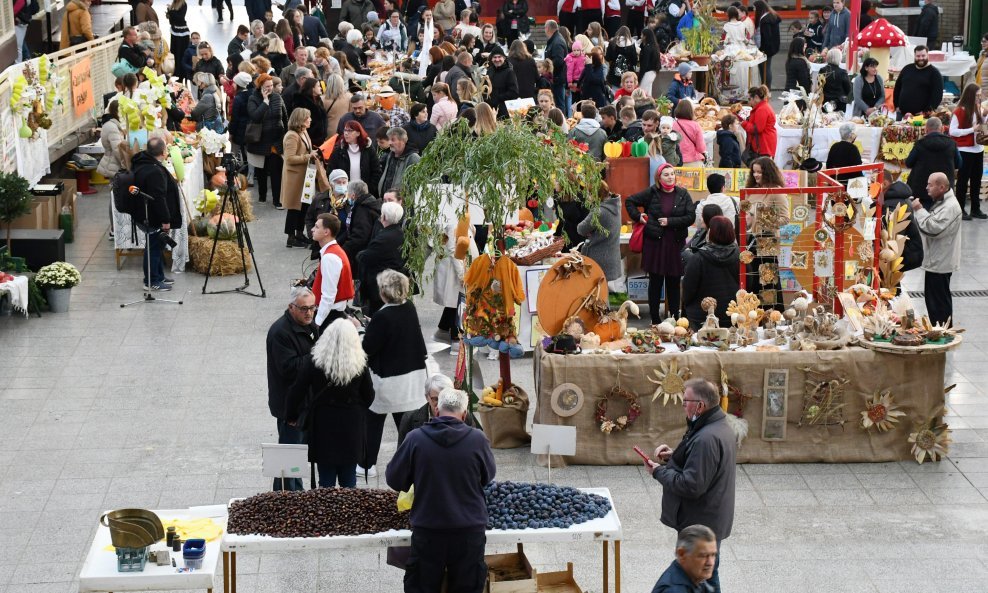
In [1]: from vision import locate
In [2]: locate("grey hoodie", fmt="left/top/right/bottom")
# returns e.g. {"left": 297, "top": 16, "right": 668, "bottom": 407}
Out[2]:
{"left": 568, "top": 117, "right": 607, "bottom": 162}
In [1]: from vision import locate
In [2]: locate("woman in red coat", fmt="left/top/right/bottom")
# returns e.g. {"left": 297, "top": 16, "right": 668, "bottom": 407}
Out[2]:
{"left": 741, "top": 85, "right": 777, "bottom": 162}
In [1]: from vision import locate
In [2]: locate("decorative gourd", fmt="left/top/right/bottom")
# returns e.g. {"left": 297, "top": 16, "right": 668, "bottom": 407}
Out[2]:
{"left": 592, "top": 318, "right": 625, "bottom": 342}
{"left": 517, "top": 208, "right": 534, "bottom": 223}
{"left": 210, "top": 170, "right": 227, "bottom": 189}
{"left": 631, "top": 139, "right": 648, "bottom": 157}
{"left": 603, "top": 141, "right": 623, "bottom": 159}
{"left": 207, "top": 213, "right": 239, "bottom": 240}
{"left": 180, "top": 118, "right": 197, "bottom": 134}
{"left": 169, "top": 146, "right": 185, "bottom": 181}
{"left": 190, "top": 216, "right": 211, "bottom": 236}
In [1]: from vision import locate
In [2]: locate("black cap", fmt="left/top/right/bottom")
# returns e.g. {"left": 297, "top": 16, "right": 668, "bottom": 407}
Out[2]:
{"left": 488, "top": 45, "right": 505, "bottom": 58}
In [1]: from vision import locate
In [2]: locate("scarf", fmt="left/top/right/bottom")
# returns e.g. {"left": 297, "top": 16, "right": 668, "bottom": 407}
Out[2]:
{"left": 656, "top": 163, "right": 676, "bottom": 191}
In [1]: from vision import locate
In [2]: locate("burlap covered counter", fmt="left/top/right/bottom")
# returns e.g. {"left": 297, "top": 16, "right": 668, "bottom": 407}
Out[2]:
{"left": 534, "top": 347, "right": 947, "bottom": 465}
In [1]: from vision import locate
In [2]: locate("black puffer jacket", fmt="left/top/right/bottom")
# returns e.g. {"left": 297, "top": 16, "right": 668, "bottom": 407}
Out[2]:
{"left": 246, "top": 90, "right": 288, "bottom": 156}
{"left": 883, "top": 181, "right": 924, "bottom": 273}
{"left": 904, "top": 132, "right": 960, "bottom": 206}
{"left": 340, "top": 192, "right": 382, "bottom": 276}
{"left": 509, "top": 56, "right": 539, "bottom": 100}
{"left": 487, "top": 59, "right": 519, "bottom": 118}
{"left": 131, "top": 151, "right": 181, "bottom": 228}
{"left": 625, "top": 185, "right": 695, "bottom": 242}
{"left": 682, "top": 242, "right": 741, "bottom": 329}
{"left": 229, "top": 87, "right": 252, "bottom": 146}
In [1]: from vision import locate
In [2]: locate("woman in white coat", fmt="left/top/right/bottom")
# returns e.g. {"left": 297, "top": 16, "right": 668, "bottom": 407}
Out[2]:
{"left": 97, "top": 101, "right": 127, "bottom": 238}
{"left": 433, "top": 218, "right": 477, "bottom": 344}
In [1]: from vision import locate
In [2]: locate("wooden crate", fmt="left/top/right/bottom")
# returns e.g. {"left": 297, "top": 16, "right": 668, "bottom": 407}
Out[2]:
{"left": 536, "top": 563, "right": 583, "bottom": 593}
{"left": 486, "top": 543, "right": 537, "bottom": 593}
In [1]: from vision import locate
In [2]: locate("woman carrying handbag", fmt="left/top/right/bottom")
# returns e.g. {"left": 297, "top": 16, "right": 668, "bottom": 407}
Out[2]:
{"left": 282, "top": 107, "right": 330, "bottom": 248}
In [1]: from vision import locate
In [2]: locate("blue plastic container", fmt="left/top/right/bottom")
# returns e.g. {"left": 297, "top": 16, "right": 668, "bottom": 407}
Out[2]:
{"left": 182, "top": 538, "right": 206, "bottom": 569}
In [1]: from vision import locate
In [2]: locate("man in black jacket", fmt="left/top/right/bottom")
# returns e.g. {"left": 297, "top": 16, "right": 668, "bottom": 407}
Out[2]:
{"left": 300, "top": 6, "right": 329, "bottom": 47}
{"left": 486, "top": 46, "right": 519, "bottom": 118}
{"left": 340, "top": 180, "right": 383, "bottom": 293}
{"left": 645, "top": 378, "right": 737, "bottom": 593}
{"left": 397, "top": 374, "right": 481, "bottom": 446}
{"left": 265, "top": 286, "right": 319, "bottom": 491}
{"left": 544, "top": 20, "right": 568, "bottom": 112}
{"left": 132, "top": 137, "right": 180, "bottom": 290}
{"left": 904, "top": 117, "right": 961, "bottom": 211}
{"left": 893, "top": 46, "right": 943, "bottom": 118}
{"left": 118, "top": 26, "right": 151, "bottom": 70}
{"left": 386, "top": 388, "right": 496, "bottom": 593}
{"left": 912, "top": 0, "right": 939, "bottom": 48}
{"left": 227, "top": 25, "right": 249, "bottom": 59}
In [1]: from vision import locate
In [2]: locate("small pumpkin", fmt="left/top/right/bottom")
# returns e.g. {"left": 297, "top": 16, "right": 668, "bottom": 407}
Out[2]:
{"left": 207, "top": 213, "right": 239, "bottom": 240}
{"left": 180, "top": 118, "right": 197, "bottom": 134}
{"left": 593, "top": 319, "right": 625, "bottom": 343}
{"left": 604, "top": 141, "right": 623, "bottom": 159}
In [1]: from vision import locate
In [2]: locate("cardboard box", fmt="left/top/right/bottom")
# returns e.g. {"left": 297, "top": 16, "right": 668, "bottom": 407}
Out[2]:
{"left": 627, "top": 275, "right": 649, "bottom": 302}
{"left": 9, "top": 201, "right": 45, "bottom": 230}
{"left": 536, "top": 563, "right": 583, "bottom": 593}
{"left": 485, "top": 543, "right": 536, "bottom": 593}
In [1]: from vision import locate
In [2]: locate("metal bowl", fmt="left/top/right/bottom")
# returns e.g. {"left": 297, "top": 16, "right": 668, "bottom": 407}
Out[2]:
{"left": 100, "top": 509, "right": 164, "bottom": 548}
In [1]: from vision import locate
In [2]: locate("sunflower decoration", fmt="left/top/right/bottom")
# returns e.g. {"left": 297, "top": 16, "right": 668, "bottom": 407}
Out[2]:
{"left": 892, "top": 142, "right": 912, "bottom": 161}
{"left": 860, "top": 389, "right": 906, "bottom": 432}
{"left": 907, "top": 407, "right": 951, "bottom": 464}
{"left": 648, "top": 359, "right": 692, "bottom": 405}
{"left": 881, "top": 142, "right": 897, "bottom": 160}
{"left": 739, "top": 250, "right": 755, "bottom": 264}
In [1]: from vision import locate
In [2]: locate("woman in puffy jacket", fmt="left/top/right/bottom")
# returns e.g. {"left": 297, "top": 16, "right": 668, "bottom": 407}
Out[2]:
{"left": 672, "top": 100, "right": 707, "bottom": 167}
{"left": 246, "top": 73, "right": 288, "bottom": 206}
{"left": 98, "top": 101, "right": 126, "bottom": 238}
{"left": 191, "top": 72, "right": 224, "bottom": 131}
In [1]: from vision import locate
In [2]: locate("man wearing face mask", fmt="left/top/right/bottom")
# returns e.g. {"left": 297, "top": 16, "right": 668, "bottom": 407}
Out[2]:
{"left": 306, "top": 169, "right": 351, "bottom": 260}
{"left": 643, "top": 378, "right": 736, "bottom": 593}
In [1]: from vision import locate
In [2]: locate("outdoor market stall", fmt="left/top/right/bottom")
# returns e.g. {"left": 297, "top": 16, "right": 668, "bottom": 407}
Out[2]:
{"left": 220, "top": 487, "right": 623, "bottom": 593}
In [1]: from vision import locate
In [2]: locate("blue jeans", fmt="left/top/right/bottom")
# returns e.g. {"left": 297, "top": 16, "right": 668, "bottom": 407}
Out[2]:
{"left": 552, "top": 85, "right": 566, "bottom": 116}
{"left": 273, "top": 419, "right": 305, "bottom": 491}
{"left": 142, "top": 230, "right": 165, "bottom": 285}
{"left": 318, "top": 463, "right": 357, "bottom": 488}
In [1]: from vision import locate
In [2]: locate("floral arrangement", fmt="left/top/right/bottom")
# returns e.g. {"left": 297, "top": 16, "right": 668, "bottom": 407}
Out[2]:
{"left": 198, "top": 128, "right": 227, "bottom": 156}
{"left": 193, "top": 189, "right": 219, "bottom": 215}
{"left": 9, "top": 55, "right": 61, "bottom": 140}
{"left": 35, "top": 262, "right": 82, "bottom": 289}
{"left": 908, "top": 408, "right": 951, "bottom": 464}
{"left": 861, "top": 389, "right": 905, "bottom": 432}
{"left": 594, "top": 387, "right": 642, "bottom": 434}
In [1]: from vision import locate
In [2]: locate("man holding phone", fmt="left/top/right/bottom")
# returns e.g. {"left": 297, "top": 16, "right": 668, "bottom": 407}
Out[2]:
{"left": 643, "top": 378, "right": 737, "bottom": 593}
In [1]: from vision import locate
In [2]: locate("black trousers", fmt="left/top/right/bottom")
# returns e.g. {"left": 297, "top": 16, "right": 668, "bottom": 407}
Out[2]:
{"left": 438, "top": 306, "right": 460, "bottom": 338}
{"left": 273, "top": 419, "right": 305, "bottom": 491}
{"left": 254, "top": 153, "right": 283, "bottom": 205}
{"left": 405, "top": 529, "right": 487, "bottom": 593}
{"left": 364, "top": 410, "right": 405, "bottom": 468}
{"left": 285, "top": 204, "right": 308, "bottom": 237}
{"left": 627, "top": 11, "right": 645, "bottom": 37}
{"left": 648, "top": 273, "right": 680, "bottom": 323}
{"left": 558, "top": 12, "right": 577, "bottom": 36}
{"left": 924, "top": 271, "right": 952, "bottom": 325}
{"left": 956, "top": 150, "right": 984, "bottom": 214}
{"left": 214, "top": 0, "right": 233, "bottom": 20}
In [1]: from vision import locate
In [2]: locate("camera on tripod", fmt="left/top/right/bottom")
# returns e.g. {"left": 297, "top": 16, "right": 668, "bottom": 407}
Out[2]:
{"left": 221, "top": 151, "right": 247, "bottom": 177}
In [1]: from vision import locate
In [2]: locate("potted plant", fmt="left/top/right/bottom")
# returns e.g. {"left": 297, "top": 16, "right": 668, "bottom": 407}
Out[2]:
{"left": 35, "top": 261, "right": 82, "bottom": 312}
{"left": 683, "top": 17, "right": 717, "bottom": 65}
{"left": 0, "top": 171, "right": 33, "bottom": 257}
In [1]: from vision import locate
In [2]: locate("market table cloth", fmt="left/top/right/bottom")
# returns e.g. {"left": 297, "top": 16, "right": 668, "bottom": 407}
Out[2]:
{"left": 773, "top": 125, "right": 883, "bottom": 171}
{"left": 534, "top": 346, "right": 946, "bottom": 465}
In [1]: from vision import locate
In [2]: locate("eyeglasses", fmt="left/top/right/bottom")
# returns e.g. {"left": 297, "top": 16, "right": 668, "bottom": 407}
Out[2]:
{"left": 291, "top": 304, "right": 317, "bottom": 313}
{"left": 683, "top": 399, "right": 703, "bottom": 406}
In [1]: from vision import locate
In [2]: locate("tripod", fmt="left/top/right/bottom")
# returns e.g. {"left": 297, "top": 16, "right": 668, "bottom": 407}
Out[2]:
{"left": 121, "top": 192, "right": 184, "bottom": 307}
{"left": 201, "top": 164, "right": 266, "bottom": 298}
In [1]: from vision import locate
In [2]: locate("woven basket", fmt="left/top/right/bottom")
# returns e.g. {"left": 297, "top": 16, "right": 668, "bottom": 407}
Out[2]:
{"left": 509, "top": 237, "right": 565, "bottom": 266}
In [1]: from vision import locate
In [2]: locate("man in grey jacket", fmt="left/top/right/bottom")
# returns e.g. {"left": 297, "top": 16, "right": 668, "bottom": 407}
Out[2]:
{"left": 912, "top": 172, "right": 962, "bottom": 325}
{"left": 646, "top": 378, "right": 736, "bottom": 593}
{"left": 822, "top": 0, "right": 850, "bottom": 51}
{"left": 568, "top": 102, "right": 608, "bottom": 161}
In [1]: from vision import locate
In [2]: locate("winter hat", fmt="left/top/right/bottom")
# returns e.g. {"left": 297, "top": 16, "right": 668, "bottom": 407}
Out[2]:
{"left": 677, "top": 62, "right": 692, "bottom": 78}
{"left": 572, "top": 40, "right": 583, "bottom": 52}
{"left": 660, "top": 116, "right": 675, "bottom": 128}
{"left": 367, "top": 10, "right": 378, "bottom": 21}
{"left": 233, "top": 72, "right": 252, "bottom": 88}
{"left": 488, "top": 44, "right": 505, "bottom": 58}
{"left": 329, "top": 169, "right": 348, "bottom": 183}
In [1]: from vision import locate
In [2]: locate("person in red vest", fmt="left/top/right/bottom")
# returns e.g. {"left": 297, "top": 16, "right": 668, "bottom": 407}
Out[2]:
{"left": 557, "top": 0, "right": 578, "bottom": 37}
{"left": 312, "top": 213, "right": 356, "bottom": 330}
{"left": 576, "top": 0, "right": 603, "bottom": 40}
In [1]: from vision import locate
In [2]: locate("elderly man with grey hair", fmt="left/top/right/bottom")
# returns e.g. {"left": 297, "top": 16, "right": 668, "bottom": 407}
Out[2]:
{"left": 282, "top": 66, "right": 313, "bottom": 114}
{"left": 339, "top": 180, "right": 382, "bottom": 304}
{"left": 387, "top": 387, "right": 496, "bottom": 593}
{"left": 378, "top": 127, "right": 421, "bottom": 197}
{"left": 650, "top": 525, "right": 719, "bottom": 593}
{"left": 397, "top": 375, "right": 481, "bottom": 445}
{"left": 911, "top": 171, "right": 963, "bottom": 325}
{"left": 905, "top": 116, "right": 963, "bottom": 211}
{"left": 265, "top": 286, "right": 320, "bottom": 491}
{"left": 356, "top": 201, "right": 407, "bottom": 314}
{"left": 824, "top": 122, "right": 864, "bottom": 182}
{"left": 645, "top": 378, "right": 736, "bottom": 593}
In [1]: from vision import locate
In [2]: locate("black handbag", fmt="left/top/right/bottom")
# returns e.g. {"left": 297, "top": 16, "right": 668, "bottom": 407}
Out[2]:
{"left": 741, "top": 125, "right": 760, "bottom": 166}
{"left": 244, "top": 121, "right": 263, "bottom": 144}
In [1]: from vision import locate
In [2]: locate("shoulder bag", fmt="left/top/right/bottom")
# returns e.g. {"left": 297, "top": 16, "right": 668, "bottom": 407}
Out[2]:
{"left": 741, "top": 123, "right": 760, "bottom": 166}
{"left": 66, "top": 11, "right": 87, "bottom": 46}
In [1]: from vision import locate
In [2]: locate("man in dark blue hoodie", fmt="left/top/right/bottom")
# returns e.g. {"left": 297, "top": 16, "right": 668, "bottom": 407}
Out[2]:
{"left": 386, "top": 388, "right": 496, "bottom": 593}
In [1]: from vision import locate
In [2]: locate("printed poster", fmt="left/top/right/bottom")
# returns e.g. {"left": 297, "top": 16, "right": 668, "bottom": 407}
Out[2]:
{"left": 673, "top": 167, "right": 703, "bottom": 190}
{"left": 70, "top": 58, "right": 95, "bottom": 117}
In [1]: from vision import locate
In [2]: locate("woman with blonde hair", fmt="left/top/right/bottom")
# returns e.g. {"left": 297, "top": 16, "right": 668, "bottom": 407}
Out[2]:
{"left": 286, "top": 318, "right": 375, "bottom": 488}
{"left": 265, "top": 32, "right": 291, "bottom": 72}
{"left": 536, "top": 89, "right": 555, "bottom": 117}
{"left": 248, "top": 19, "right": 265, "bottom": 50}
{"left": 324, "top": 74, "right": 352, "bottom": 139}
{"left": 250, "top": 54, "right": 273, "bottom": 75}
{"left": 474, "top": 102, "right": 498, "bottom": 135}
{"left": 456, "top": 78, "right": 477, "bottom": 113}
{"left": 139, "top": 21, "right": 171, "bottom": 75}
{"left": 282, "top": 107, "right": 330, "bottom": 248}
{"left": 430, "top": 82, "right": 458, "bottom": 129}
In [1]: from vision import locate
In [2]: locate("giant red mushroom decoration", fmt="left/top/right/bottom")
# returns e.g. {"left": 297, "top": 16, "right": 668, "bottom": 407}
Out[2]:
{"left": 857, "top": 18, "right": 906, "bottom": 81}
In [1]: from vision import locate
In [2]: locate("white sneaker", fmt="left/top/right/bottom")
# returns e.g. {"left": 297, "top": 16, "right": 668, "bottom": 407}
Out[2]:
{"left": 357, "top": 465, "right": 377, "bottom": 478}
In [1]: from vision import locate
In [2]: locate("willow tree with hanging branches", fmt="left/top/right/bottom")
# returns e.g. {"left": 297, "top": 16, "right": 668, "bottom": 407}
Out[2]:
{"left": 401, "top": 117, "right": 605, "bottom": 284}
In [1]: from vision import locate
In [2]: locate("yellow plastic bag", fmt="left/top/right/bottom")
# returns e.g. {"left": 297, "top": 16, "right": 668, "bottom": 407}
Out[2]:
{"left": 397, "top": 485, "right": 414, "bottom": 512}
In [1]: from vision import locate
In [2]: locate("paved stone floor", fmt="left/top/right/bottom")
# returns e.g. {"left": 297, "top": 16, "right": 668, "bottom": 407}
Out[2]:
{"left": 2, "top": 7, "right": 988, "bottom": 593}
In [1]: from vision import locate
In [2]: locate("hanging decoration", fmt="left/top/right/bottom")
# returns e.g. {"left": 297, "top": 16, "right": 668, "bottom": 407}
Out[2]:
{"left": 908, "top": 407, "right": 951, "bottom": 464}
{"left": 647, "top": 359, "right": 692, "bottom": 405}
{"left": 9, "top": 55, "right": 62, "bottom": 141}
{"left": 798, "top": 367, "right": 848, "bottom": 427}
{"left": 594, "top": 387, "right": 642, "bottom": 434}
{"left": 860, "top": 389, "right": 906, "bottom": 432}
